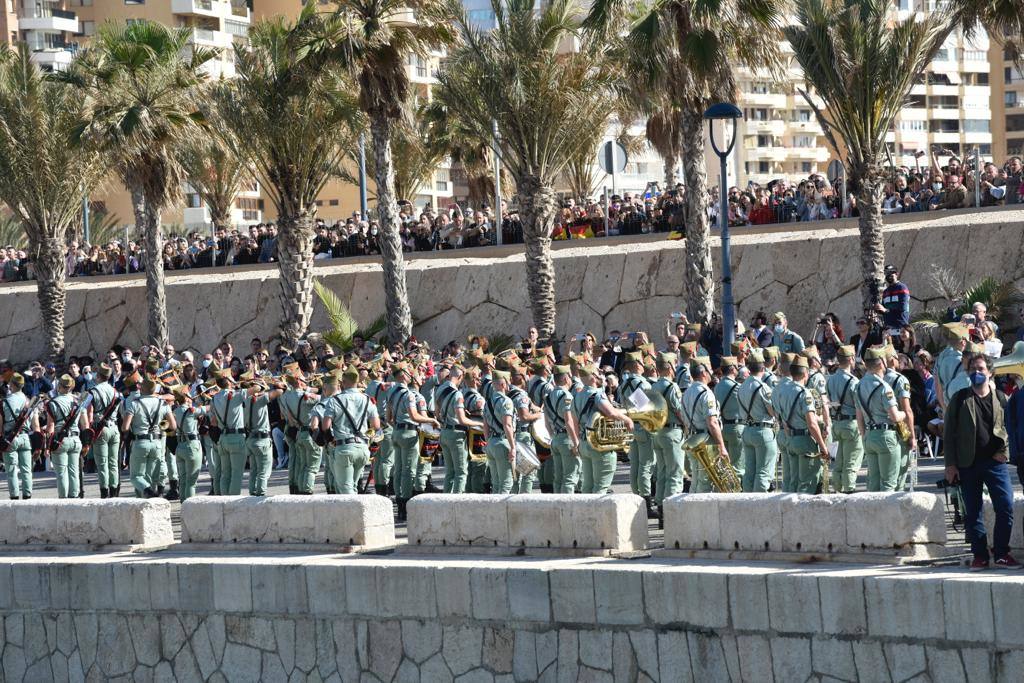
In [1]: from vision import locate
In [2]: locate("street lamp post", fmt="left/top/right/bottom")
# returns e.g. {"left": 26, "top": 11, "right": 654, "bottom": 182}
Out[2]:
{"left": 358, "top": 133, "right": 369, "bottom": 219}
{"left": 703, "top": 102, "right": 743, "bottom": 357}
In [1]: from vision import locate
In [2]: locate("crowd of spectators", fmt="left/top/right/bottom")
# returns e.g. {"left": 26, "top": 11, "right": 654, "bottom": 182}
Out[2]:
{"left": 1, "top": 154, "right": 1021, "bottom": 283}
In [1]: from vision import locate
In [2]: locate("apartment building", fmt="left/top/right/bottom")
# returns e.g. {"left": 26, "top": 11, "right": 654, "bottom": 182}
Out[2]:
{"left": 2, "top": 0, "right": 81, "bottom": 71}
{"left": 991, "top": 38, "right": 1024, "bottom": 161}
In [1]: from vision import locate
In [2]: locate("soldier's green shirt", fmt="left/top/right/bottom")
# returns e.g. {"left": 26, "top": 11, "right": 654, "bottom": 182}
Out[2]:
{"left": 527, "top": 376, "right": 552, "bottom": 408}
{"left": 770, "top": 377, "right": 793, "bottom": 425}
{"left": 826, "top": 369, "right": 859, "bottom": 419}
{"left": 713, "top": 376, "right": 743, "bottom": 422}
{"left": 49, "top": 394, "right": 82, "bottom": 436}
{"left": 543, "top": 386, "right": 572, "bottom": 432}
{"left": 763, "top": 370, "right": 779, "bottom": 389}
{"left": 87, "top": 382, "right": 119, "bottom": 427}
{"left": 325, "top": 388, "right": 378, "bottom": 441}
{"left": 173, "top": 404, "right": 206, "bottom": 437}
{"left": 944, "top": 372, "right": 971, "bottom": 401}
{"left": 242, "top": 393, "right": 271, "bottom": 433}
{"left": 2, "top": 391, "right": 29, "bottom": 434}
{"left": 808, "top": 370, "right": 828, "bottom": 401}
{"left": 279, "top": 389, "right": 317, "bottom": 430}
{"left": 682, "top": 382, "right": 719, "bottom": 434}
{"left": 674, "top": 363, "right": 692, "bottom": 392}
{"left": 884, "top": 369, "right": 912, "bottom": 403}
{"left": 650, "top": 377, "right": 684, "bottom": 428}
{"left": 618, "top": 372, "right": 652, "bottom": 407}
{"left": 776, "top": 381, "right": 816, "bottom": 431}
{"left": 210, "top": 390, "right": 245, "bottom": 430}
{"left": 936, "top": 346, "right": 964, "bottom": 401}
{"left": 387, "top": 382, "right": 416, "bottom": 426}
{"left": 434, "top": 381, "right": 465, "bottom": 428}
{"left": 462, "top": 387, "right": 485, "bottom": 417}
{"left": 119, "top": 390, "right": 140, "bottom": 421}
{"left": 572, "top": 386, "right": 607, "bottom": 433}
{"left": 484, "top": 390, "right": 516, "bottom": 436}
{"left": 777, "top": 330, "right": 806, "bottom": 353}
{"left": 738, "top": 375, "right": 774, "bottom": 423}
{"left": 421, "top": 375, "right": 440, "bottom": 413}
{"left": 126, "top": 395, "right": 169, "bottom": 437}
{"left": 855, "top": 373, "right": 897, "bottom": 426}
{"left": 365, "top": 381, "right": 391, "bottom": 423}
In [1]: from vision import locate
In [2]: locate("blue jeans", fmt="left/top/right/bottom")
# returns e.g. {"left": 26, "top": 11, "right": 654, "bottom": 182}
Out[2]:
{"left": 960, "top": 457, "right": 1014, "bottom": 560}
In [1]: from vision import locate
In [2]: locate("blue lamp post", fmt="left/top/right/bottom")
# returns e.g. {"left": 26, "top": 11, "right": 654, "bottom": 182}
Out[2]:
{"left": 703, "top": 102, "right": 743, "bottom": 356}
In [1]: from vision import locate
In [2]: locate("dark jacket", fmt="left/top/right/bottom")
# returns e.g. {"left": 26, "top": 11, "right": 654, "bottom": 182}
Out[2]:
{"left": 850, "top": 331, "right": 884, "bottom": 359}
{"left": 943, "top": 385, "right": 1009, "bottom": 468}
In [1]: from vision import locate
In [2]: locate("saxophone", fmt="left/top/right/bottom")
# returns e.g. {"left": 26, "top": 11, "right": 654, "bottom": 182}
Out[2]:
{"left": 682, "top": 432, "right": 742, "bottom": 493}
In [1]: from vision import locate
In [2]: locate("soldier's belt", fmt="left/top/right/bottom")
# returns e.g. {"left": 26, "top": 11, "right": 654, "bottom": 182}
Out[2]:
{"left": 444, "top": 424, "right": 468, "bottom": 432}
{"left": 334, "top": 437, "right": 366, "bottom": 446}
{"left": 789, "top": 428, "right": 810, "bottom": 437}
{"left": 180, "top": 434, "right": 200, "bottom": 441}
{"left": 248, "top": 430, "right": 270, "bottom": 439}
{"left": 395, "top": 422, "right": 417, "bottom": 430}
{"left": 223, "top": 428, "right": 245, "bottom": 435}
{"left": 867, "top": 424, "right": 895, "bottom": 431}
{"left": 721, "top": 419, "right": 743, "bottom": 426}
{"left": 745, "top": 420, "right": 775, "bottom": 427}
{"left": 135, "top": 434, "right": 158, "bottom": 441}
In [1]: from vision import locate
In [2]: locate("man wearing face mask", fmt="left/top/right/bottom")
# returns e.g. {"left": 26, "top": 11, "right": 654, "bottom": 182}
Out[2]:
{"left": 770, "top": 312, "right": 805, "bottom": 354}
{"left": 944, "top": 354, "right": 1019, "bottom": 570}
{"left": 877, "top": 265, "right": 910, "bottom": 334}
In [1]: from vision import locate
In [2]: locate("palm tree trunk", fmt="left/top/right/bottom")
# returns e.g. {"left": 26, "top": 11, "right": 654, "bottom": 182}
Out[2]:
{"left": 131, "top": 184, "right": 168, "bottom": 349}
{"left": 28, "top": 229, "right": 67, "bottom": 361}
{"left": 274, "top": 207, "right": 315, "bottom": 348}
{"left": 516, "top": 174, "right": 557, "bottom": 342}
{"left": 370, "top": 113, "right": 413, "bottom": 344}
{"left": 854, "top": 164, "right": 885, "bottom": 312}
{"left": 679, "top": 109, "right": 714, "bottom": 324}
{"left": 663, "top": 154, "right": 678, "bottom": 190}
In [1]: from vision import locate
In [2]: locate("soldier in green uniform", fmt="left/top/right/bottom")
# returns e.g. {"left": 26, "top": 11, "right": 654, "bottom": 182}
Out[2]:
{"left": 856, "top": 347, "right": 907, "bottom": 491}
{"left": 935, "top": 322, "right": 968, "bottom": 409}
{"left": 121, "top": 378, "right": 175, "bottom": 498}
{"left": 47, "top": 375, "right": 87, "bottom": 498}
{"left": 365, "top": 365, "right": 394, "bottom": 496}
{"left": 619, "top": 352, "right": 655, "bottom": 510}
{"left": 171, "top": 386, "right": 206, "bottom": 502}
{"left": 674, "top": 342, "right": 696, "bottom": 393}
{"left": 508, "top": 366, "right": 543, "bottom": 494}
{"left": 883, "top": 344, "right": 917, "bottom": 489}
{"left": 526, "top": 358, "right": 556, "bottom": 492}
{"left": 320, "top": 366, "right": 381, "bottom": 494}
{"left": 242, "top": 374, "right": 278, "bottom": 497}
{"left": 208, "top": 372, "right": 248, "bottom": 495}
{"left": 573, "top": 364, "right": 633, "bottom": 493}
{"left": 280, "top": 367, "right": 321, "bottom": 495}
{"left": 682, "top": 357, "right": 728, "bottom": 493}
{"left": 772, "top": 312, "right": 806, "bottom": 353}
{"left": 483, "top": 370, "right": 517, "bottom": 494}
{"left": 762, "top": 346, "right": 780, "bottom": 388}
{"left": 651, "top": 352, "right": 685, "bottom": 503}
{"left": 776, "top": 356, "right": 830, "bottom": 493}
{"left": 389, "top": 363, "right": 439, "bottom": 519}
{"left": 826, "top": 345, "right": 862, "bottom": 493}
{"left": 462, "top": 367, "right": 489, "bottom": 493}
{"left": 84, "top": 364, "right": 122, "bottom": 498}
{"left": 408, "top": 367, "right": 436, "bottom": 494}
{"left": 738, "top": 349, "right": 778, "bottom": 492}
{"left": 2, "top": 373, "right": 38, "bottom": 500}
{"left": 544, "top": 364, "right": 580, "bottom": 493}
{"left": 714, "top": 356, "right": 745, "bottom": 482}
{"left": 436, "top": 365, "right": 482, "bottom": 493}
{"left": 772, "top": 351, "right": 796, "bottom": 491}
{"left": 309, "top": 374, "right": 340, "bottom": 493}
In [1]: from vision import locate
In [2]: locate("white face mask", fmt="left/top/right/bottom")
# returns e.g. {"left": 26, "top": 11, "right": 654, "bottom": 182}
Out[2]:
{"left": 202, "top": 359, "right": 212, "bottom": 369}
{"left": 932, "top": 182, "right": 943, "bottom": 192}
{"left": 774, "top": 324, "right": 785, "bottom": 336}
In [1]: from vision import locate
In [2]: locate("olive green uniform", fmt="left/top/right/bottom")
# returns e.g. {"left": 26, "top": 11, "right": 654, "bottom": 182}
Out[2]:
{"left": 280, "top": 389, "right": 320, "bottom": 494}
{"left": 324, "top": 388, "right": 378, "bottom": 494}
{"left": 463, "top": 387, "right": 488, "bottom": 493}
{"left": 483, "top": 389, "right": 516, "bottom": 494}
{"left": 173, "top": 404, "right": 205, "bottom": 501}
{"left": 125, "top": 395, "right": 170, "bottom": 497}
{"left": 650, "top": 378, "right": 685, "bottom": 501}
{"left": 388, "top": 383, "right": 421, "bottom": 500}
{"left": 2, "top": 391, "right": 33, "bottom": 499}
{"left": 48, "top": 394, "right": 83, "bottom": 498}
{"left": 210, "top": 390, "right": 247, "bottom": 495}
{"left": 367, "top": 381, "right": 394, "bottom": 492}
{"left": 435, "top": 380, "right": 470, "bottom": 493}
{"left": 527, "top": 376, "right": 555, "bottom": 490}
{"left": 885, "top": 368, "right": 913, "bottom": 490}
{"left": 776, "top": 381, "right": 822, "bottom": 493}
{"left": 544, "top": 385, "right": 577, "bottom": 493}
{"left": 771, "top": 376, "right": 795, "bottom": 491}
{"left": 738, "top": 374, "right": 777, "bottom": 492}
{"left": 86, "top": 382, "right": 121, "bottom": 492}
{"left": 856, "top": 373, "right": 901, "bottom": 491}
{"left": 509, "top": 386, "right": 538, "bottom": 494}
{"left": 826, "top": 369, "right": 862, "bottom": 493}
{"left": 682, "top": 382, "right": 720, "bottom": 493}
{"left": 243, "top": 393, "right": 273, "bottom": 496}
{"left": 714, "top": 376, "right": 745, "bottom": 481}
{"left": 619, "top": 372, "right": 655, "bottom": 496}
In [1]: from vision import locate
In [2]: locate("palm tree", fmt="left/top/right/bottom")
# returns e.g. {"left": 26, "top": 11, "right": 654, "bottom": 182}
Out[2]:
{"left": 786, "top": 0, "right": 1021, "bottom": 311}
{"left": 312, "top": 0, "right": 453, "bottom": 344}
{"left": 59, "top": 21, "right": 216, "bottom": 349}
{"left": 587, "top": 0, "right": 783, "bottom": 324}
{"left": 0, "top": 46, "right": 106, "bottom": 360}
{"left": 438, "top": 0, "right": 617, "bottom": 341}
{"left": 645, "top": 105, "right": 685, "bottom": 190}
{"left": 216, "top": 9, "right": 362, "bottom": 347}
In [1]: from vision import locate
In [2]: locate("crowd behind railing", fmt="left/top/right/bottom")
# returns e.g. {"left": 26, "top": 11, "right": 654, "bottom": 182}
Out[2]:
{"left": 1, "top": 154, "right": 1021, "bottom": 283}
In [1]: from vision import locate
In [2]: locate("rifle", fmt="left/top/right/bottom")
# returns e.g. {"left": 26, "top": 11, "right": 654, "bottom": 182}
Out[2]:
{"left": 81, "top": 392, "right": 122, "bottom": 456}
{"left": 47, "top": 393, "right": 93, "bottom": 452}
{"left": 0, "top": 396, "right": 42, "bottom": 452}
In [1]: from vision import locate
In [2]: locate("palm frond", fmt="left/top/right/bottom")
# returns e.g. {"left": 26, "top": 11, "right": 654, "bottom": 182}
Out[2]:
{"left": 313, "top": 278, "right": 359, "bottom": 352}
{"left": 959, "top": 277, "right": 1024, "bottom": 321}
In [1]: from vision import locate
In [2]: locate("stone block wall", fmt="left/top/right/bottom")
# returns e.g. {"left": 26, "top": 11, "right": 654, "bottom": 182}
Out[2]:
{"left": 1, "top": 552, "right": 1022, "bottom": 682}
{"left": 1, "top": 208, "right": 1022, "bottom": 363}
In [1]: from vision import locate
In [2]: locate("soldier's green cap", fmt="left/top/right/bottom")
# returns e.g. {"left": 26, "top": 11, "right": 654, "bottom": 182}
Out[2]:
{"left": 624, "top": 351, "right": 643, "bottom": 364}
{"left": 9, "top": 372, "right": 24, "bottom": 388}
{"left": 942, "top": 322, "right": 969, "bottom": 341}
{"left": 690, "top": 356, "right": 711, "bottom": 373}
{"left": 781, "top": 352, "right": 796, "bottom": 365}
{"left": 720, "top": 356, "right": 738, "bottom": 369}
{"left": 322, "top": 374, "right": 339, "bottom": 388}
{"left": 885, "top": 343, "right": 900, "bottom": 359}
{"left": 656, "top": 351, "right": 677, "bottom": 367}
{"left": 764, "top": 346, "right": 780, "bottom": 360}
{"left": 747, "top": 348, "right": 765, "bottom": 363}
{"left": 492, "top": 369, "right": 511, "bottom": 383}
{"left": 576, "top": 364, "right": 599, "bottom": 379}
{"left": 680, "top": 341, "right": 698, "bottom": 357}
{"left": 553, "top": 364, "right": 571, "bottom": 376}
{"left": 342, "top": 365, "right": 360, "bottom": 382}
{"left": 864, "top": 346, "right": 888, "bottom": 360}
{"left": 791, "top": 355, "right": 809, "bottom": 369}
{"left": 528, "top": 358, "right": 548, "bottom": 372}
{"left": 144, "top": 360, "right": 160, "bottom": 375}
{"left": 730, "top": 340, "right": 747, "bottom": 355}
{"left": 803, "top": 346, "right": 820, "bottom": 360}
{"left": 58, "top": 374, "right": 75, "bottom": 390}
{"left": 837, "top": 345, "right": 856, "bottom": 358}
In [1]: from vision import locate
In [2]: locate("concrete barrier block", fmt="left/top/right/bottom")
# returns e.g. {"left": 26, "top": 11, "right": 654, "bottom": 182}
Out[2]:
{"left": 407, "top": 494, "right": 458, "bottom": 545}
{"left": 180, "top": 498, "right": 225, "bottom": 543}
{"left": 221, "top": 496, "right": 271, "bottom": 543}
{"left": 314, "top": 495, "right": 395, "bottom": 547}
{"left": 454, "top": 495, "right": 511, "bottom": 546}
{"left": 983, "top": 494, "right": 1024, "bottom": 550}
{"left": 662, "top": 494, "right": 721, "bottom": 551}
{"left": 781, "top": 495, "right": 847, "bottom": 553}
{"left": 507, "top": 494, "right": 570, "bottom": 548}
{"left": 505, "top": 494, "right": 647, "bottom": 551}
{"left": 0, "top": 500, "right": 172, "bottom": 548}
{"left": 718, "top": 494, "right": 787, "bottom": 552}
{"left": 844, "top": 493, "right": 946, "bottom": 551}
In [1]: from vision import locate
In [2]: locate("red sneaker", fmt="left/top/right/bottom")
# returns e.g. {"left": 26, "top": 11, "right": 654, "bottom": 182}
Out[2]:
{"left": 994, "top": 555, "right": 1024, "bottom": 570}
{"left": 969, "top": 557, "right": 990, "bottom": 572}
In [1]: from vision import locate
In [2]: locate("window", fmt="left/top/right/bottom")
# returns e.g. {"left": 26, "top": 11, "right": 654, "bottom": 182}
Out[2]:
{"left": 748, "top": 82, "right": 771, "bottom": 94}
{"left": 81, "top": 20, "right": 95, "bottom": 36}
{"left": 964, "top": 119, "right": 990, "bottom": 133}
{"left": 756, "top": 134, "right": 772, "bottom": 147}
{"left": 929, "top": 95, "right": 959, "bottom": 109}
{"left": 963, "top": 50, "right": 986, "bottom": 62}
{"left": 897, "top": 120, "right": 927, "bottom": 131}
{"left": 933, "top": 47, "right": 957, "bottom": 61}
{"left": 906, "top": 94, "right": 926, "bottom": 108}
{"left": 1008, "top": 92, "right": 1020, "bottom": 108}
{"left": 929, "top": 119, "right": 960, "bottom": 133}
{"left": 1006, "top": 67, "right": 1024, "bottom": 84}
{"left": 1007, "top": 114, "right": 1024, "bottom": 132}
{"left": 793, "top": 135, "right": 815, "bottom": 148}
{"left": 329, "top": 199, "right": 339, "bottom": 207}
{"left": 224, "top": 21, "right": 248, "bottom": 38}
{"left": 758, "top": 161, "right": 769, "bottom": 173}
{"left": 792, "top": 109, "right": 812, "bottom": 122}
{"left": 801, "top": 162, "right": 812, "bottom": 173}
{"left": 746, "top": 108, "right": 768, "bottom": 121}
{"left": 236, "top": 198, "right": 260, "bottom": 221}
{"left": 435, "top": 168, "right": 450, "bottom": 192}
{"left": 315, "top": 200, "right": 324, "bottom": 207}
{"left": 70, "top": 0, "right": 93, "bottom": 5}
{"left": 186, "top": 193, "right": 201, "bottom": 209}
{"left": 978, "top": 144, "right": 992, "bottom": 155}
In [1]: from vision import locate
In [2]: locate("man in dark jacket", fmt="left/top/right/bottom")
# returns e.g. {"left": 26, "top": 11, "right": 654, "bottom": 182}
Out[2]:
{"left": 944, "top": 353, "right": 1019, "bottom": 571}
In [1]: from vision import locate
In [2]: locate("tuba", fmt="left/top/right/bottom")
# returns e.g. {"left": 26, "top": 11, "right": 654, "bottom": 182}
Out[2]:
{"left": 586, "top": 391, "right": 668, "bottom": 452}
{"left": 683, "top": 432, "right": 742, "bottom": 493}
{"left": 992, "top": 341, "right": 1024, "bottom": 378}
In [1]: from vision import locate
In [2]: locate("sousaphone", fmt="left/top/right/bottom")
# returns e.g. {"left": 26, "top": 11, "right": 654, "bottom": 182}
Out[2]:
{"left": 992, "top": 341, "right": 1024, "bottom": 378}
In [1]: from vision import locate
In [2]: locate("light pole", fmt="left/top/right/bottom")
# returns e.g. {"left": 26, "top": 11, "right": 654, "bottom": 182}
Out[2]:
{"left": 358, "top": 133, "right": 368, "bottom": 219}
{"left": 703, "top": 102, "right": 743, "bottom": 356}
{"left": 492, "top": 119, "right": 503, "bottom": 246}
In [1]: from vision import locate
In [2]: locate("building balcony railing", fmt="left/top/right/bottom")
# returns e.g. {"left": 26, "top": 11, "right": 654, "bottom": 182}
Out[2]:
{"left": 19, "top": 8, "right": 79, "bottom": 33}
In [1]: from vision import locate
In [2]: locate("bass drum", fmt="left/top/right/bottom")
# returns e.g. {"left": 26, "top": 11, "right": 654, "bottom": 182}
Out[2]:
{"left": 418, "top": 424, "right": 442, "bottom": 464}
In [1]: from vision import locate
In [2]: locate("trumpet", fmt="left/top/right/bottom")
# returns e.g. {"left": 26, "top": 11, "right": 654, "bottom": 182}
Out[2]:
{"left": 586, "top": 391, "right": 667, "bottom": 452}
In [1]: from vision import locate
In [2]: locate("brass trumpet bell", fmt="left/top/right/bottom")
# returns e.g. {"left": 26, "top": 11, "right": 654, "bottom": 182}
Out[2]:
{"left": 992, "top": 341, "right": 1024, "bottom": 378}
{"left": 586, "top": 391, "right": 668, "bottom": 452}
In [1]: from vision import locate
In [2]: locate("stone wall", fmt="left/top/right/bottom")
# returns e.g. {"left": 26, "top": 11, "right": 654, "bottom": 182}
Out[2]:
{"left": 1, "top": 551, "right": 1022, "bottom": 682}
{"left": 2, "top": 207, "right": 1022, "bottom": 363}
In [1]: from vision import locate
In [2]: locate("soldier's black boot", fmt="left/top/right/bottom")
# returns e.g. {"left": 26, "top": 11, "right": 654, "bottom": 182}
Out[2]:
{"left": 165, "top": 480, "right": 180, "bottom": 501}
{"left": 425, "top": 477, "right": 442, "bottom": 494}
{"left": 142, "top": 487, "right": 159, "bottom": 499}
{"left": 375, "top": 484, "right": 388, "bottom": 497}
{"left": 643, "top": 496, "right": 658, "bottom": 520}
{"left": 111, "top": 485, "right": 120, "bottom": 498}
{"left": 10, "top": 495, "right": 19, "bottom": 501}
{"left": 396, "top": 498, "right": 407, "bottom": 522}
{"left": 21, "top": 493, "right": 31, "bottom": 500}
{"left": 288, "top": 483, "right": 297, "bottom": 495}
{"left": 100, "top": 487, "right": 109, "bottom": 499}
{"left": 156, "top": 484, "right": 166, "bottom": 496}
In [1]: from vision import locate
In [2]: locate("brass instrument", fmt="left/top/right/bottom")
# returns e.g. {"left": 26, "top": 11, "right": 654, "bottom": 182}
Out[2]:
{"left": 992, "top": 341, "right": 1024, "bottom": 378}
{"left": 895, "top": 419, "right": 912, "bottom": 443}
{"left": 683, "top": 432, "right": 742, "bottom": 493}
{"left": 586, "top": 391, "right": 668, "bottom": 452}
{"left": 820, "top": 447, "right": 831, "bottom": 494}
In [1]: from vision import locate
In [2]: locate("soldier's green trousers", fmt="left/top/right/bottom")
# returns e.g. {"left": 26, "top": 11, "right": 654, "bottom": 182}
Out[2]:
{"left": 372, "top": 426, "right": 394, "bottom": 492}
{"left": 246, "top": 436, "right": 273, "bottom": 496}
{"left": 293, "top": 431, "right": 322, "bottom": 494}
{"left": 864, "top": 429, "right": 901, "bottom": 492}
{"left": 391, "top": 428, "right": 420, "bottom": 499}
{"left": 158, "top": 442, "right": 177, "bottom": 485}
{"left": 415, "top": 452, "right": 432, "bottom": 492}
{"left": 217, "top": 433, "right": 248, "bottom": 495}
{"left": 741, "top": 426, "right": 778, "bottom": 492}
{"left": 203, "top": 435, "right": 220, "bottom": 495}
{"left": 722, "top": 424, "right": 745, "bottom": 481}
{"left": 539, "top": 454, "right": 554, "bottom": 490}
{"left": 550, "top": 433, "right": 579, "bottom": 494}
{"left": 175, "top": 438, "right": 203, "bottom": 502}
{"left": 579, "top": 439, "right": 616, "bottom": 494}
{"left": 3, "top": 434, "right": 32, "bottom": 498}
{"left": 512, "top": 433, "right": 537, "bottom": 494}
{"left": 285, "top": 434, "right": 298, "bottom": 490}
{"left": 832, "top": 420, "right": 863, "bottom": 493}
{"left": 776, "top": 431, "right": 790, "bottom": 490}
{"left": 51, "top": 435, "right": 81, "bottom": 498}
{"left": 467, "top": 458, "right": 488, "bottom": 493}
{"left": 897, "top": 437, "right": 911, "bottom": 490}
{"left": 129, "top": 436, "right": 161, "bottom": 496}
{"left": 628, "top": 429, "right": 655, "bottom": 496}
{"left": 91, "top": 424, "right": 120, "bottom": 490}
{"left": 485, "top": 436, "right": 514, "bottom": 494}
{"left": 331, "top": 442, "right": 370, "bottom": 494}
{"left": 440, "top": 428, "right": 469, "bottom": 493}
{"left": 786, "top": 434, "right": 822, "bottom": 493}
{"left": 652, "top": 426, "right": 685, "bottom": 501}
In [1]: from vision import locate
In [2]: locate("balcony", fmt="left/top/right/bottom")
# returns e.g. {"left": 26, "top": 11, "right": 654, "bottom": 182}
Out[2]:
{"left": 190, "top": 28, "right": 233, "bottom": 49}
{"left": 30, "top": 48, "right": 74, "bottom": 71}
{"left": 741, "top": 92, "right": 788, "bottom": 108}
{"left": 745, "top": 147, "right": 788, "bottom": 162}
{"left": 171, "top": 0, "right": 238, "bottom": 19}
{"left": 19, "top": 8, "right": 79, "bottom": 33}
{"left": 789, "top": 119, "right": 823, "bottom": 135}
{"left": 746, "top": 119, "right": 787, "bottom": 136}
{"left": 787, "top": 147, "right": 830, "bottom": 162}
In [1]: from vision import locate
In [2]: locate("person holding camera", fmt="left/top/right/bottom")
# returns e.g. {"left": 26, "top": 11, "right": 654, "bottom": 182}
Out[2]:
{"left": 943, "top": 353, "right": 1020, "bottom": 570}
